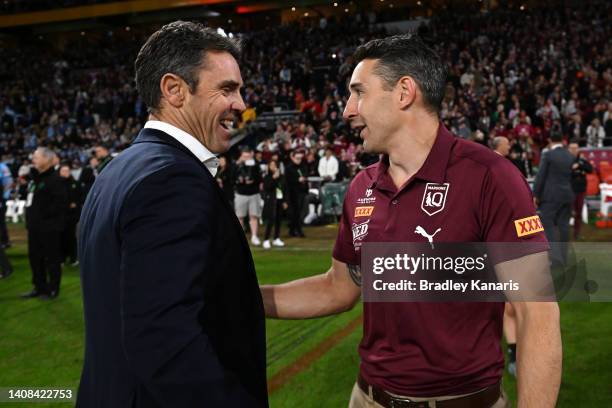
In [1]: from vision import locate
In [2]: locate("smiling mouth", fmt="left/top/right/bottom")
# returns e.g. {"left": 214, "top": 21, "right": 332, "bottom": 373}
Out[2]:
{"left": 353, "top": 124, "right": 367, "bottom": 137}
{"left": 219, "top": 119, "right": 234, "bottom": 132}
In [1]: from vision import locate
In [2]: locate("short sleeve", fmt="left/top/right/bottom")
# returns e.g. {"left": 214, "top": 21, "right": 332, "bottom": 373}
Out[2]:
{"left": 333, "top": 186, "right": 359, "bottom": 265}
{"left": 480, "top": 160, "right": 548, "bottom": 263}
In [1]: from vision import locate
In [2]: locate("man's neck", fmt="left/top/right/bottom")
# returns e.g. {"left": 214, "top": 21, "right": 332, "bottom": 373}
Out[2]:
{"left": 38, "top": 165, "right": 53, "bottom": 175}
{"left": 386, "top": 114, "right": 439, "bottom": 189}
{"left": 149, "top": 112, "right": 200, "bottom": 144}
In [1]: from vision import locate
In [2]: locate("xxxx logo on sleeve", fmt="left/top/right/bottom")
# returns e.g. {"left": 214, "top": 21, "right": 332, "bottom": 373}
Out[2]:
{"left": 354, "top": 206, "right": 374, "bottom": 218}
{"left": 514, "top": 215, "right": 544, "bottom": 237}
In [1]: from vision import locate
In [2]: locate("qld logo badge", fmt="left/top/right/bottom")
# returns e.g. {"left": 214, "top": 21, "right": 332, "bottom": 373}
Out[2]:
{"left": 421, "top": 183, "right": 450, "bottom": 216}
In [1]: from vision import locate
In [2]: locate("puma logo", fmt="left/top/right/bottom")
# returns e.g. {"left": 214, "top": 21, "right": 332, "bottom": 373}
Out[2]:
{"left": 414, "top": 226, "right": 441, "bottom": 249}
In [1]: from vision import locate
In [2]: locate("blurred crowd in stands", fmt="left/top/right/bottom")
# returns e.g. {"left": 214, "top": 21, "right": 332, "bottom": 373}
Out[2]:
{"left": 0, "top": 2, "right": 610, "bottom": 246}
{"left": 0, "top": 0, "right": 118, "bottom": 14}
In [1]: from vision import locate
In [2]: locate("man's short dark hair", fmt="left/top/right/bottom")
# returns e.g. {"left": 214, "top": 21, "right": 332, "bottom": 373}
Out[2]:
{"left": 353, "top": 34, "right": 447, "bottom": 114}
{"left": 550, "top": 133, "right": 564, "bottom": 143}
{"left": 135, "top": 21, "right": 241, "bottom": 113}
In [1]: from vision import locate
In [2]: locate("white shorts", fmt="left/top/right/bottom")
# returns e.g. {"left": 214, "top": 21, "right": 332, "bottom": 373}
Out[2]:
{"left": 234, "top": 193, "right": 262, "bottom": 218}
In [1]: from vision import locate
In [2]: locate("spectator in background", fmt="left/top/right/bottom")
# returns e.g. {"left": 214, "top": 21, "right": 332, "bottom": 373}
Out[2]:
{"left": 80, "top": 157, "right": 97, "bottom": 197}
{"left": 262, "top": 160, "right": 286, "bottom": 249}
{"left": 603, "top": 103, "right": 612, "bottom": 145}
{"left": 59, "top": 163, "right": 82, "bottom": 266}
{"left": 0, "top": 157, "right": 13, "bottom": 248}
{"left": 18, "top": 159, "right": 31, "bottom": 179}
{"left": 22, "top": 147, "right": 67, "bottom": 300}
{"left": 492, "top": 136, "right": 510, "bottom": 157}
{"left": 93, "top": 144, "right": 112, "bottom": 173}
{"left": 318, "top": 146, "right": 339, "bottom": 182}
{"left": 215, "top": 155, "right": 235, "bottom": 207}
{"left": 241, "top": 101, "right": 257, "bottom": 127}
{"left": 285, "top": 150, "right": 307, "bottom": 238}
{"left": 586, "top": 118, "right": 606, "bottom": 148}
{"left": 567, "top": 114, "right": 585, "bottom": 145}
{"left": 455, "top": 117, "right": 471, "bottom": 139}
{"left": 509, "top": 139, "right": 529, "bottom": 178}
{"left": 533, "top": 133, "right": 574, "bottom": 266}
{"left": 304, "top": 150, "right": 318, "bottom": 177}
{"left": 568, "top": 142, "right": 593, "bottom": 240}
{"left": 234, "top": 146, "right": 263, "bottom": 246}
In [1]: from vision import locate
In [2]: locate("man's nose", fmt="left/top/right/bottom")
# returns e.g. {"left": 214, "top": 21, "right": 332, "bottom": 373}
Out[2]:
{"left": 343, "top": 94, "right": 357, "bottom": 122}
{"left": 233, "top": 94, "right": 246, "bottom": 112}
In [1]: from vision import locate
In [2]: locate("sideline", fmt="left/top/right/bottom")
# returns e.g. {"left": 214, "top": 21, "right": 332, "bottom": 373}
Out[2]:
{"left": 268, "top": 313, "right": 363, "bottom": 394}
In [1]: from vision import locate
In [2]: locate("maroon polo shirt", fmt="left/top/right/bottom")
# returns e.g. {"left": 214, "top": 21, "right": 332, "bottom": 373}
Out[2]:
{"left": 333, "top": 124, "right": 547, "bottom": 397}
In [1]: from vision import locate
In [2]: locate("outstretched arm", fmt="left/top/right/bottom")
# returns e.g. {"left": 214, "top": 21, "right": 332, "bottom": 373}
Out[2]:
{"left": 261, "top": 258, "right": 361, "bottom": 319}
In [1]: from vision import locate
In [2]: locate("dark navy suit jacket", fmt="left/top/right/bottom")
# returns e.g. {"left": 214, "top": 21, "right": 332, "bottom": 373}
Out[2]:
{"left": 77, "top": 128, "right": 268, "bottom": 407}
{"left": 534, "top": 146, "right": 575, "bottom": 204}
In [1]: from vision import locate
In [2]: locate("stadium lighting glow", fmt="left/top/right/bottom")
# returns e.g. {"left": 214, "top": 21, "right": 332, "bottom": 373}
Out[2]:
{"left": 228, "top": 19, "right": 232, "bottom": 23}
{"left": 332, "top": 53, "right": 337, "bottom": 58}
{"left": 291, "top": 6, "right": 296, "bottom": 11}
{"left": 520, "top": 5, "right": 525, "bottom": 10}
{"left": 304, "top": 12, "right": 309, "bottom": 16}
{"left": 125, "top": 26, "right": 130, "bottom": 31}
{"left": 333, "top": 2, "right": 338, "bottom": 6}
{"left": 417, "top": 1, "right": 421, "bottom": 5}
{"left": 80, "top": 31, "right": 85, "bottom": 36}
{"left": 216, "top": 27, "right": 227, "bottom": 37}
{"left": 344, "top": 8, "right": 349, "bottom": 12}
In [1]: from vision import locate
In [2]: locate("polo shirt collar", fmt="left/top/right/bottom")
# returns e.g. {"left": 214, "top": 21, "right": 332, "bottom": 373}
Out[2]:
{"left": 374, "top": 123, "right": 455, "bottom": 189}
{"left": 144, "top": 120, "right": 219, "bottom": 176}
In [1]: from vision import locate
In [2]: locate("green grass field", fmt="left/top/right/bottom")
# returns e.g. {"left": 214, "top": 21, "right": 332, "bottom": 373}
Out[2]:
{"left": 0, "top": 223, "right": 611, "bottom": 407}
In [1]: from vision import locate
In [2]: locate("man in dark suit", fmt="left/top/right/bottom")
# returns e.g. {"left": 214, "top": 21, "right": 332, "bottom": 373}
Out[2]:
{"left": 534, "top": 133, "right": 575, "bottom": 265}
{"left": 77, "top": 21, "right": 268, "bottom": 408}
{"left": 285, "top": 150, "right": 308, "bottom": 237}
{"left": 22, "top": 147, "right": 67, "bottom": 299}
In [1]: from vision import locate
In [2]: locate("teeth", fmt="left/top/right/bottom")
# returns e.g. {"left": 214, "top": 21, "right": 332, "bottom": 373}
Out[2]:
{"left": 220, "top": 119, "right": 234, "bottom": 130}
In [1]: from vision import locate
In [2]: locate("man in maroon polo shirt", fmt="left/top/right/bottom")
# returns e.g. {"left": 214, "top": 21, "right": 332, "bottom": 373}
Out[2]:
{"left": 261, "top": 34, "right": 561, "bottom": 408}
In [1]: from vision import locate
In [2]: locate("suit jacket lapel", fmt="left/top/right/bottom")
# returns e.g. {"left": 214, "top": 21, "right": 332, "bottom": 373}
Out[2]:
{"left": 132, "top": 128, "right": 252, "bottom": 254}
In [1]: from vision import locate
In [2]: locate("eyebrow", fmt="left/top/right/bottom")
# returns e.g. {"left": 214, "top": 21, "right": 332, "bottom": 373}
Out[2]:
{"left": 349, "top": 82, "right": 364, "bottom": 92}
{"left": 217, "top": 80, "right": 242, "bottom": 90}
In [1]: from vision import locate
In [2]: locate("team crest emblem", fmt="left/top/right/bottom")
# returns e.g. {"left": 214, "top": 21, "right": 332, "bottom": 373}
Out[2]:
{"left": 421, "top": 183, "right": 450, "bottom": 216}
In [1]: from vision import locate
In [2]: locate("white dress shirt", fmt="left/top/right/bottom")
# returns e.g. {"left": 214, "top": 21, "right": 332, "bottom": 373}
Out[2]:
{"left": 144, "top": 120, "right": 219, "bottom": 176}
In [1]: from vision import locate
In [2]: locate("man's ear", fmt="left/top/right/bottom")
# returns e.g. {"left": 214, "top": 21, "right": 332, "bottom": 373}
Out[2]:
{"left": 159, "top": 73, "right": 187, "bottom": 109}
{"left": 397, "top": 76, "right": 417, "bottom": 110}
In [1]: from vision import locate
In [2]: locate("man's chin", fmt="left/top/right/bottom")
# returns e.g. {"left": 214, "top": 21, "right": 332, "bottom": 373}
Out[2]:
{"left": 207, "top": 132, "right": 231, "bottom": 154}
{"left": 211, "top": 141, "right": 230, "bottom": 154}
{"left": 362, "top": 141, "right": 381, "bottom": 154}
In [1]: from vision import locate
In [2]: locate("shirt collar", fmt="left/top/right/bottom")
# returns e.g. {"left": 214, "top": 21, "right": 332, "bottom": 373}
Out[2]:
{"left": 551, "top": 143, "right": 564, "bottom": 150}
{"left": 374, "top": 122, "right": 455, "bottom": 189}
{"left": 144, "top": 120, "right": 219, "bottom": 176}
